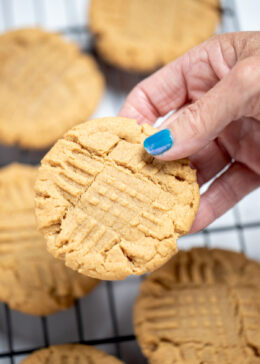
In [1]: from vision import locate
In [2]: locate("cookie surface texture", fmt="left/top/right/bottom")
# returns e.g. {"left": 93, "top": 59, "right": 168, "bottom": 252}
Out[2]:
{"left": 135, "top": 248, "right": 260, "bottom": 364}
{"left": 21, "top": 344, "right": 124, "bottom": 364}
{"left": 0, "top": 28, "right": 104, "bottom": 148}
{"left": 90, "top": 0, "right": 220, "bottom": 72}
{"left": 35, "top": 117, "right": 199, "bottom": 280}
{"left": 0, "top": 164, "right": 98, "bottom": 316}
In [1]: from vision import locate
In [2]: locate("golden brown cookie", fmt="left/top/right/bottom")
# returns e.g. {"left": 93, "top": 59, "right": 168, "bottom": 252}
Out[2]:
{"left": 35, "top": 117, "right": 199, "bottom": 280}
{"left": 89, "top": 0, "right": 220, "bottom": 72}
{"left": 0, "top": 28, "right": 104, "bottom": 148}
{"left": 0, "top": 164, "right": 98, "bottom": 316}
{"left": 135, "top": 248, "right": 260, "bottom": 364}
{"left": 21, "top": 344, "right": 124, "bottom": 364}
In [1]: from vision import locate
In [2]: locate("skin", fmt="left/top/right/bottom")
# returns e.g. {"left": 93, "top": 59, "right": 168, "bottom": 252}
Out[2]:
{"left": 119, "top": 32, "right": 260, "bottom": 233}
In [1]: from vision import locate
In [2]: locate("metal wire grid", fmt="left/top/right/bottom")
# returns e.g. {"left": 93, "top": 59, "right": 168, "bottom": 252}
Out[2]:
{"left": 0, "top": 0, "right": 259, "bottom": 363}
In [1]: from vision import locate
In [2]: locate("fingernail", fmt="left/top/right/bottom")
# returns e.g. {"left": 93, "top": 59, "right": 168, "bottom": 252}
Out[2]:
{"left": 143, "top": 129, "right": 173, "bottom": 156}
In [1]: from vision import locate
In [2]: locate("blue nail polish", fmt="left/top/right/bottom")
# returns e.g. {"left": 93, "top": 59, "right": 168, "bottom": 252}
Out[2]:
{"left": 143, "top": 129, "right": 173, "bottom": 156}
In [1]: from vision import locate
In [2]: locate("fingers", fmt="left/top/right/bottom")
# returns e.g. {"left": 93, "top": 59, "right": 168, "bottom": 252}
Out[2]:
{"left": 119, "top": 33, "right": 237, "bottom": 125}
{"left": 119, "top": 57, "right": 188, "bottom": 125}
{"left": 120, "top": 33, "right": 260, "bottom": 127}
{"left": 144, "top": 55, "right": 260, "bottom": 160}
{"left": 190, "top": 162, "right": 260, "bottom": 233}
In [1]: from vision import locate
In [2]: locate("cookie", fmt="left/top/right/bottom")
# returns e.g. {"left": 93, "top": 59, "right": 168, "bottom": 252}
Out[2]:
{"left": 0, "top": 164, "right": 98, "bottom": 316}
{"left": 21, "top": 344, "right": 124, "bottom": 364}
{"left": 35, "top": 117, "right": 199, "bottom": 280}
{"left": 135, "top": 248, "right": 260, "bottom": 364}
{"left": 0, "top": 28, "right": 104, "bottom": 148}
{"left": 89, "top": 0, "right": 220, "bottom": 72}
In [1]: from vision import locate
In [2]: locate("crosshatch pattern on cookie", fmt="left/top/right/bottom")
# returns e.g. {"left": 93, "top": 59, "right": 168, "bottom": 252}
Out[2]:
{"left": 21, "top": 344, "right": 124, "bottom": 364}
{"left": 0, "top": 28, "right": 104, "bottom": 148}
{"left": 0, "top": 164, "right": 98, "bottom": 315}
{"left": 90, "top": 0, "right": 220, "bottom": 72}
{"left": 35, "top": 117, "right": 199, "bottom": 280}
{"left": 135, "top": 248, "right": 260, "bottom": 364}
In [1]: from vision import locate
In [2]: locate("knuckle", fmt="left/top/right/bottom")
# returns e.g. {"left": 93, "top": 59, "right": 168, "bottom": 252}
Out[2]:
{"left": 231, "top": 57, "right": 260, "bottom": 116}
{"left": 126, "top": 80, "right": 146, "bottom": 102}
{"left": 232, "top": 58, "right": 258, "bottom": 88}
{"left": 129, "top": 81, "right": 144, "bottom": 100}
{"left": 183, "top": 103, "right": 208, "bottom": 137}
{"left": 134, "top": 81, "right": 153, "bottom": 106}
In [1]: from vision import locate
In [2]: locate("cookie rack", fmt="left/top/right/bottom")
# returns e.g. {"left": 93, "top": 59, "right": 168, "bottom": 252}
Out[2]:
{"left": 0, "top": 1, "right": 259, "bottom": 363}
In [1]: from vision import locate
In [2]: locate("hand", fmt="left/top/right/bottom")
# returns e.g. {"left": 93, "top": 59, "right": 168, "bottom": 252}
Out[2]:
{"left": 119, "top": 32, "right": 260, "bottom": 233}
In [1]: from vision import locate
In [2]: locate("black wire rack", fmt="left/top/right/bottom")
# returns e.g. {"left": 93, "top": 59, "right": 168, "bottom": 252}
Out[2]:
{"left": 0, "top": 1, "right": 259, "bottom": 363}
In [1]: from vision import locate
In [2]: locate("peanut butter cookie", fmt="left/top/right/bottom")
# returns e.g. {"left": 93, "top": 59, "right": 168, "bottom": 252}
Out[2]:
{"left": 35, "top": 117, "right": 199, "bottom": 280}
{"left": 0, "top": 164, "right": 98, "bottom": 316}
{"left": 0, "top": 28, "right": 104, "bottom": 148}
{"left": 90, "top": 0, "right": 220, "bottom": 72}
{"left": 135, "top": 248, "right": 260, "bottom": 364}
{"left": 21, "top": 344, "right": 124, "bottom": 364}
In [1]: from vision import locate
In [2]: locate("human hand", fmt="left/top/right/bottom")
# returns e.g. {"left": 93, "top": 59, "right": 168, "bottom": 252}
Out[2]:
{"left": 119, "top": 32, "right": 260, "bottom": 233}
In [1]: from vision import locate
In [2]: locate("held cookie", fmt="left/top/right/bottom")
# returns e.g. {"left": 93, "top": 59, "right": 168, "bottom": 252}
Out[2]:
{"left": 35, "top": 117, "right": 199, "bottom": 280}
{"left": 21, "top": 344, "right": 124, "bottom": 364}
{"left": 0, "top": 28, "right": 104, "bottom": 148}
{"left": 89, "top": 0, "right": 220, "bottom": 72}
{"left": 0, "top": 164, "right": 98, "bottom": 316}
{"left": 135, "top": 248, "right": 260, "bottom": 364}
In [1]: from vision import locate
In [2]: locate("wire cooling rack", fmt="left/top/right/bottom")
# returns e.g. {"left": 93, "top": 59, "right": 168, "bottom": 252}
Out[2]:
{"left": 0, "top": 1, "right": 259, "bottom": 363}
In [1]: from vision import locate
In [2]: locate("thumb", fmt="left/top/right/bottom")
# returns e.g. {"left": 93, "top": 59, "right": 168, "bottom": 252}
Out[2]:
{"left": 143, "top": 57, "right": 260, "bottom": 160}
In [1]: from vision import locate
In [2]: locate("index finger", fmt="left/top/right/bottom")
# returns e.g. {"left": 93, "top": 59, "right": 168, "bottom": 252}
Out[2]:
{"left": 119, "top": 33, "right": 236, "bottom": 125}
{"left": 119, "top": 57, "right": 188, "bottom": 125}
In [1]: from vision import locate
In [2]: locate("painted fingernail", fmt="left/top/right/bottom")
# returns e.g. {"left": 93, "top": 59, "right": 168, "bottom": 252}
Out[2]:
{"left": 143, "top": 129, "right": 173, "bottom": 156}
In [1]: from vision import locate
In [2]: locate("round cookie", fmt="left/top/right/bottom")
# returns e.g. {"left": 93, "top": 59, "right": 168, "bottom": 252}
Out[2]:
{"left": 0, "top": 28, "right": 104, "bottom": 148}
{"left": 89, "top": 0, "right": 220, "bottom": 72}
{"left": 21, "top": 344, "right": 124, "bottom": 364}
{"left": 135, "top": 248, "right": 260, "bottom": 364}
{"left": 35, "top": 117, "right": 199, "bottom": 280}
{"left": 0, "top": 164, "right": 98, "bottom": 316}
